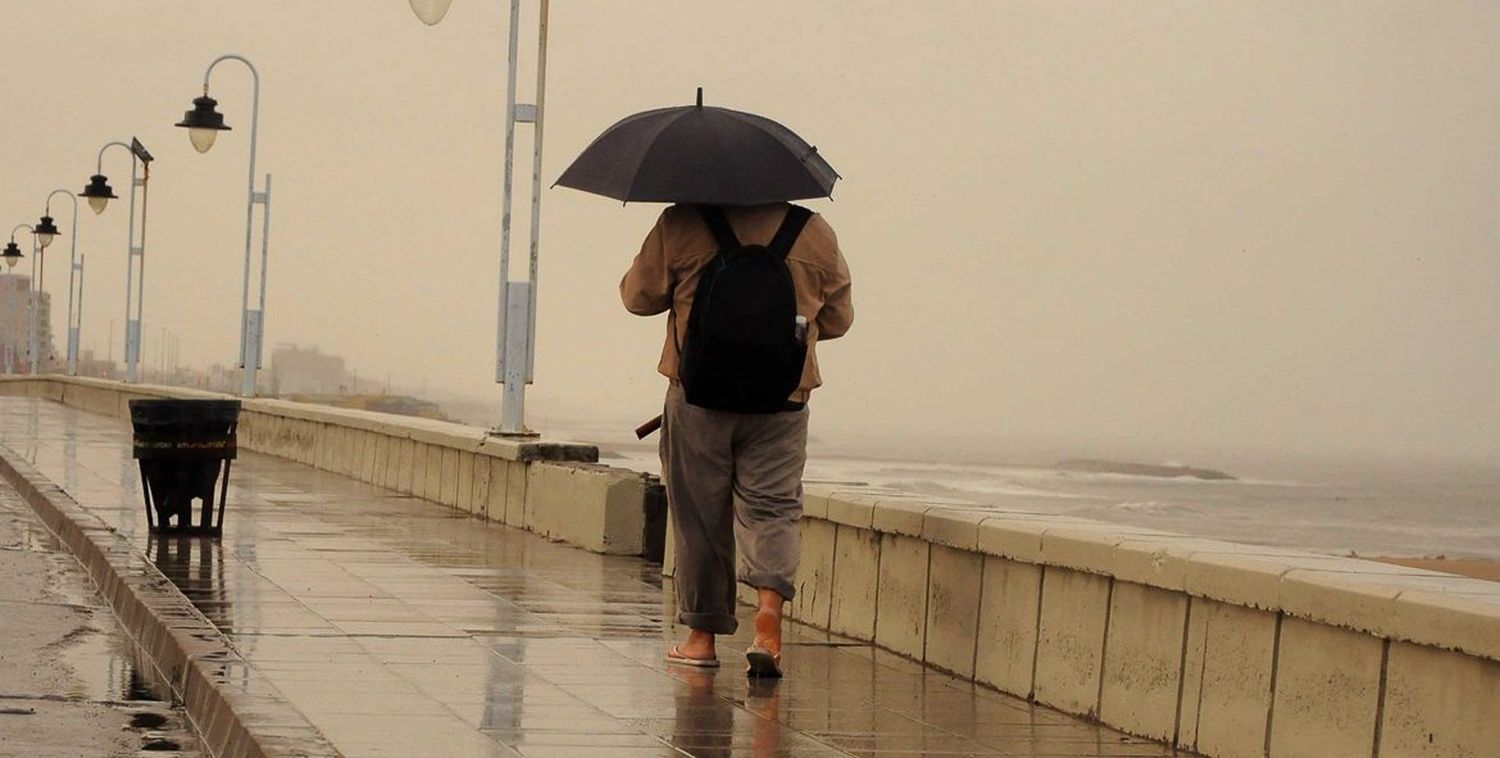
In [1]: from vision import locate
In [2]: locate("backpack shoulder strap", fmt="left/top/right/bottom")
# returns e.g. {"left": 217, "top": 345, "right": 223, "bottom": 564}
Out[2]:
{"left": 699, "top": 205, "right": 740, "bottom": 251}
{"left": 768, "top": 205, "right": 814, "bottom": 261}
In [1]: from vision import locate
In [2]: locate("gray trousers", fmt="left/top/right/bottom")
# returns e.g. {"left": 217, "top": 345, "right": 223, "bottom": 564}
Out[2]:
{"left": 661, "top": 384, "right": 808, "bottom": 635}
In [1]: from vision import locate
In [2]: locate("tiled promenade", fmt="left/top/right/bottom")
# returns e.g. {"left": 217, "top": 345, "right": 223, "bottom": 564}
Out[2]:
{"left": 0, "top": 397, "right": 1185, "bottom": 757}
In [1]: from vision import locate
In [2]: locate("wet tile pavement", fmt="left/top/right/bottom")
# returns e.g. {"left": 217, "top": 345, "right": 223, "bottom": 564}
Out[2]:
{"left": 0, "top": 397, "right": 1187, "bottom": 757}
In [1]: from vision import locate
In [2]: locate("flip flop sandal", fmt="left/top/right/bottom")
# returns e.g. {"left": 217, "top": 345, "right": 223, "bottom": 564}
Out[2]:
{"left": 666, "top": 645, "right": 720, "bottom": 668}
{"left": 745, "top": 646, "right": 783, "bottom": 678}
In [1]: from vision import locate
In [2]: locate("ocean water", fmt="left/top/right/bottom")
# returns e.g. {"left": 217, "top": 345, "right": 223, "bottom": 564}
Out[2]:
{"left": 582, "top": 429, "right": 1500, "bottom": 561}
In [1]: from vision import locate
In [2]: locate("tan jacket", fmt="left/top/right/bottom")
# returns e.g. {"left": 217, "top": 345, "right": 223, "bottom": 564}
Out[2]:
{"left": 620, "top": 203, "right": 854, "bottom": 403}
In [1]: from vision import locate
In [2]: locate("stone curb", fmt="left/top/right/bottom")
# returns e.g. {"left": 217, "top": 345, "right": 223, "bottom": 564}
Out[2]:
{"left": 0, "top": 443, "right": 339, "bottom": 758}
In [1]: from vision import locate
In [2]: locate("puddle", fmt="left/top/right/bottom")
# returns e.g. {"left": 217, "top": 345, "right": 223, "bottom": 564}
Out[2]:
{"left": 51, "top": 604, "right": 204, "bottom": 756}
{"left": 38, "top": 537, "right": 204, "bottom": 755}
{"left": 56, "top": 612, "right": 160, "bottom": 703}
{"left": 2, "top": 476, "right": 204, "bottom": 755}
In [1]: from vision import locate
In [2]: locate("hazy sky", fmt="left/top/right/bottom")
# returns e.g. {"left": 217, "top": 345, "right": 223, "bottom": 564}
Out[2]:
{"left": 2, "top": 1, "right": 1497, "bottom": 464}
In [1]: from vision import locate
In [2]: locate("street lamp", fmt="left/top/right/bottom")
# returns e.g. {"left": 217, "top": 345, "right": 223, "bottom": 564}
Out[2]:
{"left": 408, "top": 0, "right": 552, "bottom": 435}
{"left": 84, "top": 139, "right": 154, "bottom": 383}
{"left": 175, "top": 54, "right": 273, "bottom": 399}
{"left": 10, "top": 224, "right": 43, "bottom": 374}
{"left": 1, "top": 240, "right": 21, "bottom": 375}
{"left": 41, "top": 190, "right": 83, "bottom": 375}
{"left": 33, "top": 215, "right": 58, "bottom": 250}
{"left": 177, "top": 94, "right": 230, "bottom": 154}
{"left": 80, "top": 173, "right": 117, "bottom": 215}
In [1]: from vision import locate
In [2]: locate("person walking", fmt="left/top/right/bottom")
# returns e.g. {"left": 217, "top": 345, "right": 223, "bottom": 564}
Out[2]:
{"left": 621, "top": 201, "right": 853, "bottom": 676}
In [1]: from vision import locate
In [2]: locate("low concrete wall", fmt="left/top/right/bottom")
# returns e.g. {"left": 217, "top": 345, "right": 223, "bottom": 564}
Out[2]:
{"left": 669, "top": 488, "right": 1500, "bottom": 756}
{"left": 0, "top": 376, "right": 656, "bottom": 556}
{"left": 8, "top": 376, "right": 1498, "bottom": 756}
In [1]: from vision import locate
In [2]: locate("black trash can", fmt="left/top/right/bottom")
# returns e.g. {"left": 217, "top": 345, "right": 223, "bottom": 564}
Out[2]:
{"left": 129, "top": 399, "right": 241, "bottom": 536}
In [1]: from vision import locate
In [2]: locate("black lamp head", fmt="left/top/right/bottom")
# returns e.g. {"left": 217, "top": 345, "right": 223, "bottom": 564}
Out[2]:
{"left": 34, "top": 215, "right": 60, "bottom": 238}
{"left": 176, "top": 95, "right": 231, "bottom": 131}
{"left": 176, "top": 95, "right": 232, "bottom": 153}
{"left": 80, "top": 174, "right": 117, "bottom": 200}
{"left": 80, "top": 174, "right": 118, "bottom": 214}
{"left": 32, "top": 215, "right": 60, "bottom": 249}
{"left": 2, "top": 240, "right": 23, "bottom": 268}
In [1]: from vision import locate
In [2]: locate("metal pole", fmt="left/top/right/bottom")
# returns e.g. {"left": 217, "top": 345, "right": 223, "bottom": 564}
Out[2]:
{"left": 46, "top": 190, "right": 80, "bottom": 376}
{"left": 524, "top": 0, "right": 550, "bottom": 383}
{"left": 202, "top": 54, "right": 267, "bottom": 399}
{"left": 252, "top": 173, "right": 272, "bottom": 384}
{"left": 126, "top": 156, "right": 140, "bottom": 381}
{"left": 28, "top": 236, "right": 40, "bottom": 375}
{"left": 36, "top": 240, "right": 47, "bottom": 372}
{"left": 495, "top": 0, "right": 522, "bottom": 419}
{"left": 133, "top": 161, "right": 150, "bottom": 383}
{"left": 75, "top": 255, "right": 85, "bottom": 373}
{"left": 97, "top": 141, "right": 141, "bottom": 381}
{"left": 12, "top": 225, "right": 35, "bottom": 374}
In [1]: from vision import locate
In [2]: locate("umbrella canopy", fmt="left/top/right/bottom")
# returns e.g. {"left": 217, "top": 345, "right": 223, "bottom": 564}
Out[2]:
{"left": 556, "top": 89, "right": 839, "bottom": 206}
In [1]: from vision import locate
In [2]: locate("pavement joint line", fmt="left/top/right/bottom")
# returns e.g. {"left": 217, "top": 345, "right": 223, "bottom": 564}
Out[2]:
{"left": 0, "top": 442, "right": 339, "bottom": 758}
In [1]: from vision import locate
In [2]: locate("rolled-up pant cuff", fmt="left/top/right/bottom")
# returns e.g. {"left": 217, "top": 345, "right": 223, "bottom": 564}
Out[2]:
{"left": 740, "top": 573, "right": 796, "bottom": 602}
{"left": 680, "top": 611, "right": 738, "bottom": 635}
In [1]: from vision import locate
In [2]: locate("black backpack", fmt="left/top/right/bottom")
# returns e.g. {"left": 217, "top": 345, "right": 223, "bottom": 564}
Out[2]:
{"left": 679, "top": 205, "right": 813, "bottom": 413}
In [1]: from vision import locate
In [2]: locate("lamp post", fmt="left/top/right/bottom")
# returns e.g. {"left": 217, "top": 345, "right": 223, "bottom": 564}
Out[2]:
{"left": 83, "top": 138, "right": 154, "bottom": 382}
{"left": 175, "top": 54, "right": 273, "bottom": 399}
{"left": 1, "top": 240, "right": 22, "bottom": 374}
{"left": 9, "top": 225, "right": 42, "bottom": 374}
{"left": 409, "top": 0, "right": 551, "bottom": 435}
{"left": 40, "top": 190, "right": 82, "bottom": 375}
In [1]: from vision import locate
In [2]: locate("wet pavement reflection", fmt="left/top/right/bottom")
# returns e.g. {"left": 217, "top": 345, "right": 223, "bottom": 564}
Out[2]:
{"left": 1, "top": 397, "right": 1187, "bottom": 757}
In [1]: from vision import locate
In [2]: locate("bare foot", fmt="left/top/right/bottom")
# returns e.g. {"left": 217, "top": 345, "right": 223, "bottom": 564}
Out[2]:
{"left": 752, "top": 588, "right": 785, "bottom": 657}
{"left": 671, "top": 628, "right": 717, "bottom": 661}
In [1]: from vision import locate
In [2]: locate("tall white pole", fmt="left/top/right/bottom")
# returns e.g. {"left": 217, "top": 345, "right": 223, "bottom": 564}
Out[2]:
{"left": 74, "top": 255, "right": 85, "bottom": 373}
{"left": 97, "top": 141, "right": 145, "bottom": 382}
{"left": 11, "top": 225, "right": 35, "bottom": 374}
{"left": 414, "top": 1, "right": 548, "bottom": 435}
{"left": 524, "top": 0, "right": 550, "bottom": 383}
{"left": 45, "top": 190, "right": 80, "bottom": 375}
{"left": 132, "top": 159, "right": 150, "bottom": 383}
{"left": 495, "top": 0, "right": 523, "bottom": 432}
{"left": 201, "top": 54, "right": 270, "bottom": 399}
{"left": 24, "top": 232, "right": 39, "bottom": 375}
{"left": 494, "top": 0, "right": 549, "bottom": 435}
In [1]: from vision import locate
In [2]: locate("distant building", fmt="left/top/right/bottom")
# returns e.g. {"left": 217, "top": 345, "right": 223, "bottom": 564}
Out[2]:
{"left": 0, "top": 274, "right": 55, "bottom": 373}
{"left": 270, "top": 344, "right": 345, "bottom": 396}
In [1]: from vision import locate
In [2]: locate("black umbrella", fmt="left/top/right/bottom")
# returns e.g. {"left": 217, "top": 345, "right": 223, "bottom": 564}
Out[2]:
{"left": 556, "top": 89, "right": 839, "bottom": 205}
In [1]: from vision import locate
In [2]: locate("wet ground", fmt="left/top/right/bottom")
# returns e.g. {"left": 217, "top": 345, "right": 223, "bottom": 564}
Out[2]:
{"left": 0, "top": 480, "right": 201, "bottom": 757}
{"left": 0, "top": 397, "right": 1188, "bottom": 757}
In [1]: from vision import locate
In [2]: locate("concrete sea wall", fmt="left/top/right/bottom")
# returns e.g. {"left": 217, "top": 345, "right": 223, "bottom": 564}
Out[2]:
{"left": 0, "top": 376, "right": 657, "bottom": 556}
{"left": 4, "top": 376, "right": 1497, "bottom": 756}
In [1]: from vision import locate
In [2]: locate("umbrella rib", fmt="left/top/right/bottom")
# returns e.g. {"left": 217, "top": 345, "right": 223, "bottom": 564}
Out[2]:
{"left": 624, "top": 108, "right": 695, "bottom": 202}
{"left": 716, "top": 108, "right": 841, "bottom": 181}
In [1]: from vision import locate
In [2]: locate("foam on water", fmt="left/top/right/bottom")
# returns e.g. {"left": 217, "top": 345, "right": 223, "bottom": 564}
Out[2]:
{"left": 595, "top": 434, "right": 1500, "bottom": 560}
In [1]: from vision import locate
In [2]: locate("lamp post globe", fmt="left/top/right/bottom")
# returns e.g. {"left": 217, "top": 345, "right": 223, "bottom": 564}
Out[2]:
{"left": 175, "top": 94, "right": 232, "bottom": 153}
{"left": 33, "top": 215, "right": 60, "bottom": 250}
{"left": 1, "top": 241, "right": 21, "bottom": 269}
{"left": 409, "top": 0, "right": 454, "bottom": 25}
{"left": 80, "top": 174, "right": 118, "bottom": 215}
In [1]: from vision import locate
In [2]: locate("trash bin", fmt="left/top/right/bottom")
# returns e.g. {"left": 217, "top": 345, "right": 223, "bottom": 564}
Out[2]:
{"left": 129, "top": 399, "right": 241, "bottom": 536}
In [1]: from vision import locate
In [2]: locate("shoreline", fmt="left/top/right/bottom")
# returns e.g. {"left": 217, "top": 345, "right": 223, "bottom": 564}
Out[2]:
{"left": 1373, "top": 556, "right": 1500, "bottom": 583}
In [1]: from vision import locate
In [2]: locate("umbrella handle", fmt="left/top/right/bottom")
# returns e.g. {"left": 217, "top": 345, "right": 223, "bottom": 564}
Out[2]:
{"left": 635, "top": 415, "right": 663, "bottom": 440}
